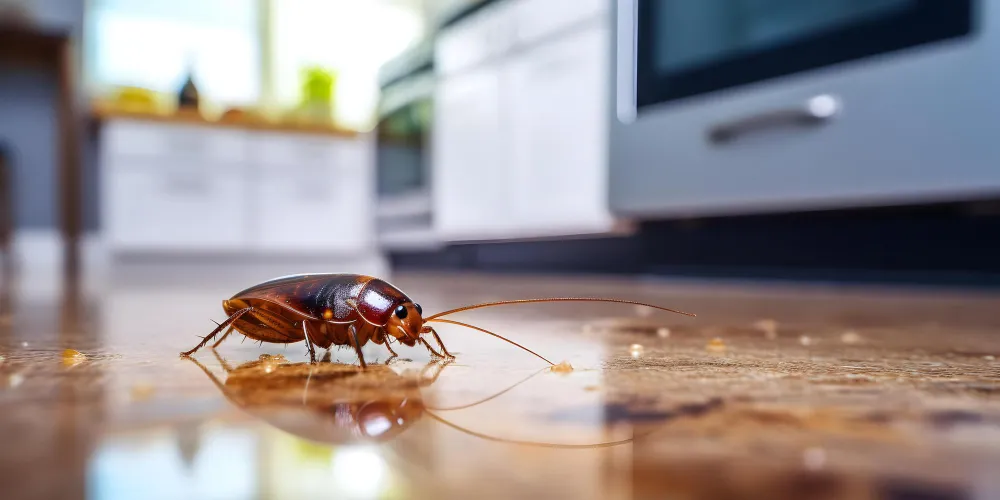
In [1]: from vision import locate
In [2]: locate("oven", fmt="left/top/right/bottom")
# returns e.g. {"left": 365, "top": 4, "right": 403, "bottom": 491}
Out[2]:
{"left": 374, "top": 38, "right": 440, "bottom": 250}
{"left": 611, "top": 0, "right": 993, "bottom": 218}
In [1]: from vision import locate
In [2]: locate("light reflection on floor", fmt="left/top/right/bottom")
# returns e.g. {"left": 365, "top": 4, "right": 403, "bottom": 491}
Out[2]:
{"left": 88, "top": 425, "right": 258, "bottom": 500}
{"left": 89, "top": 422, "right": 415, "bottom": 500}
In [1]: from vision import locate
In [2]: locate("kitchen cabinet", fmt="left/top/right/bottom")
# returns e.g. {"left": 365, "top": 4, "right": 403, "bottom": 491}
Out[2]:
{"left": 104, "top": 159, "right": 249, "bottom": 251}
{"left": 507, "top": 23, "right": 613, "bottom": 233}
{"left": 249, "top": 134, "right": 372, "bottom": 253}
{"left": 432, "top": 0, "right": 614, "bottom": 242}
{"left": 432, "top": 66, "right": 513, "bottom": 239}
{"left": 99, "top": 119, "right": 376, "bottom": 256}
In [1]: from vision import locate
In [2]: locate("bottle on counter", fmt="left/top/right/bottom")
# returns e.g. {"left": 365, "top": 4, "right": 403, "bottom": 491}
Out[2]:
{"left": 177, "top": 59, "right": 201, "bottom": 113}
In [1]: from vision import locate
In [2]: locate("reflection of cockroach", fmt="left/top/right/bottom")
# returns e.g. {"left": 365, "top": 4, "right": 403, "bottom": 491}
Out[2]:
{"left": 186, "top": 351, "right": 656, "bottom": 448}
{"left": 180, "top": 273, "right": 695, "bottom": 367}
{"left": 187, "top": 352, "right": 453, "bottom": 443}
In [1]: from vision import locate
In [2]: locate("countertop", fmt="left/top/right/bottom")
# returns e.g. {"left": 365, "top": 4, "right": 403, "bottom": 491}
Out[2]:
{"left": 0, "top": 270, "right": 998, "bottom": 499}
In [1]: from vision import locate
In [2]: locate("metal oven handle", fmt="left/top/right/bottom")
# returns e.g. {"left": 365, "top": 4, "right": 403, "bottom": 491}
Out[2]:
{"left": 707, "top": 94, "right": 841, "bottom": 145}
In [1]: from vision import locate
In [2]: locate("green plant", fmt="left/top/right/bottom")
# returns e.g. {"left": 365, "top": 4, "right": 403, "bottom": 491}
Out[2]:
{"left": 300, "top": 67, "right": 336, "bottom": 105}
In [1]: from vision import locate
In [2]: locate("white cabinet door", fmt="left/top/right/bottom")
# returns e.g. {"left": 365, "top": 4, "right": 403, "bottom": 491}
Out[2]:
{"left": 104, "top": 120, "right": 248, "bottom": 164}
{"left": 104, "top": 160, "right": 248, "bottom": 251}
{"left": 435, "top": 1, "right": 516, "bottom": 76}
{"left": 507, "top": 24, "right": 615, "bottom": 234}
{"left": 249, "top": 134, "right": 373, "bottom": 253}
{"left": 433, "top": 66, "right": 513, "bottom": 240}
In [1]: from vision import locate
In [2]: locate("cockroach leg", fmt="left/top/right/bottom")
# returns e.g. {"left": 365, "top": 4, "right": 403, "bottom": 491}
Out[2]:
{"left": 211, "top": 325, "right": 236, "bottom": 348}
{"left": 348, "top": 324, "right": 368, "bottom": 369}
{"left": 383, "top": 333, "right": 400, "bottom": 359}
{"left": 425, "top": 326, "right": 455, "bottom": 359}
{"left": 182, "top": 307, "right": 252, "bottom": 357}
{"left": 303, "top": 364, "right": 316, "bottom": 405}
{"left": 418, "top": 337, "right": 445, "bottom": 358}
{"left": 301, "top": 321, "right": 317, "bottom": 363}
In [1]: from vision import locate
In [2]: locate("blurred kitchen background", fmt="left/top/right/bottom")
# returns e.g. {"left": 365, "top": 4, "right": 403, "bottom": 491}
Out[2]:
{"left": 1, "top": 0, "right": 999, "bottom": 294}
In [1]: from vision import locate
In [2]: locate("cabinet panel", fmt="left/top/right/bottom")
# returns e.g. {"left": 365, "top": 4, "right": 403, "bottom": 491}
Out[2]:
{"left": 435, "top": 2, "right": 516, "bottom": 76}
{"left": 432, "top": 66, "right": 512, "bottom": 239}
{"left": 250, "top": 137, "right": 373, "bottom": 253}
{"left": 250, "top": 165, "right": 370, "bottom": 253}
{"left": 251, "top": 132, "right": 350, "bottom": 169}
{"left": 508, "top": 25, "right": 614, "bottom": 232}
{"left": 101, "top": 120, "right": 380, "bottom": 255}
{"left": 104, "top": 160, "right": 248, "bottom": 251}
{"left": 512, "top": 0, "right": 607, "bottom": 46}
{"left": 104, "top": 121, "right": 247, "bottom": 164}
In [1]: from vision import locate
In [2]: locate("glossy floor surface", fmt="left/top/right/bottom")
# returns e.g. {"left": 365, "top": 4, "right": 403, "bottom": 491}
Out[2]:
{"left": 1, "top": 268, "right": 999, "bottom": 500}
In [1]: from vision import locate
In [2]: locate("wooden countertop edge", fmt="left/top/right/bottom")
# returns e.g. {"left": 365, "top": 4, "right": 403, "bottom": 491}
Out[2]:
{"left": 89, "top": 107, "right": 363, "bottom": 139}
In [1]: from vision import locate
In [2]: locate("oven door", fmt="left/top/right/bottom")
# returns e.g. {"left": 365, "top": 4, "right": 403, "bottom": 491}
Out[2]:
{"left": 635, "top": 0, "right": 973, "bottom": 111}
{"left": 611, "top": 0, "right": 992, "bottom": 219}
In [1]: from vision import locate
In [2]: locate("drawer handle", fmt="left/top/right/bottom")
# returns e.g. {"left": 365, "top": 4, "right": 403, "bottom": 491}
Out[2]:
{"left": 707, "top": 94, "right": 840, "bottom": 145}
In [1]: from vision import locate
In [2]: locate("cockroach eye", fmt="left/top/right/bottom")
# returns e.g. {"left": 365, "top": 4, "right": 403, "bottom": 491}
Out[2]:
{"left": 414, "top": 303, "right": 422, "bottom": 315}
{"left": 395, "top": 305, "right": 408, "bottom": 319}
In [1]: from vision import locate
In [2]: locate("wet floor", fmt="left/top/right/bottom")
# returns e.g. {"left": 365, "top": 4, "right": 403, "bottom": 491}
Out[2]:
{"left": 1, "top": 269, "right": 999, "bottom": 499}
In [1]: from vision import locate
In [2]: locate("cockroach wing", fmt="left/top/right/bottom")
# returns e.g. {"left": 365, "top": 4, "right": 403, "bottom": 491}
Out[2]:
{"left": 230, "top": 273, "right": 372, "bottom": 321}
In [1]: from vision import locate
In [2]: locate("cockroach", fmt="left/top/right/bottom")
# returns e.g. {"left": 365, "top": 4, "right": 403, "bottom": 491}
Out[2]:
{"left": 180, "top": 273, "right": 695, "bottom": 368}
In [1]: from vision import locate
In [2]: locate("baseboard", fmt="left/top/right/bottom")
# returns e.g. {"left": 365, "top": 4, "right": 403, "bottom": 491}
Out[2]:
{"left": 0, "top": 230, "right": 106, "bottom": 299}
{"left": 8, "top": 229, "right": 107, "bottom": 271}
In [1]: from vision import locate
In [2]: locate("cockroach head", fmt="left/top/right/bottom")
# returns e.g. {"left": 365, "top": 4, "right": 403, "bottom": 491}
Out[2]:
{"left": 385, "top": 302, "right": 424, "bottom": 346}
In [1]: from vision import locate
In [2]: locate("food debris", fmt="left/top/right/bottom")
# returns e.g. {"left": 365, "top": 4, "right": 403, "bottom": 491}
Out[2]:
{"left": 840, "top": 331, "right": 862, "bottom": 344}
{"left": 754, "top": 319, "right": 779, "bottom": 339}
{"left": 130, "top": 383, "right": 155, "bottom": 401}
{"left": 20, "top": 341, "right": 28, "bottom": 348}
{"left": 62, "top": 349, "right": 87, "bottom": 367}
{"left": 706, "top": 337, "right": 726, "bottom": 352}
{"left": 8, "top": 373, "right": 23, "bottom": 388}
{"left": 799, "top": 335, "right": 813, "bottom": 347}
{"left": 657, "top": 327, "right": 671, "bottom": 338}
{"left": 583, "top": 385, "right": 600, "bottom": 392}
{"left": 0, "top": 354, "right": 4, "bottom": 364}
{"left": 629, "top": 344, "right": 645, "bottom": 358}
{"left": 550, "top": 361, "right": 574, "bottom": 373}
{"left": 985, "top": 355, "right": 996, "bottom": 361}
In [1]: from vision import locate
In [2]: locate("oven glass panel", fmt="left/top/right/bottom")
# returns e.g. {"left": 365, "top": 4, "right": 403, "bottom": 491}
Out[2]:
{"left": 376, "top": 99, "right": 431, "bottom": 197}
{"left": 636, "top": 0, "right": 974, "bottom": 110}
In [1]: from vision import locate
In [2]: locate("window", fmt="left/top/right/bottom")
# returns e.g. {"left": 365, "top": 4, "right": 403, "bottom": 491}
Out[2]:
{"left": 270, "top": 0, "right": 425, "bottom": 130}
{"left": 84, "top": 0, "right": 424, "bottom": 128}
{"left": 85, "top": 0, "right": 261, "bottom": 108}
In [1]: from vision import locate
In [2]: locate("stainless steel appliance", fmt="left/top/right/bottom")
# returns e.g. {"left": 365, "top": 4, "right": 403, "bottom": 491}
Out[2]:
{"left": 375, "top": 38, "right": 439, "bottom": 250}
{"left": 612, "top": 0, "right": 989, "bottom": 218}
